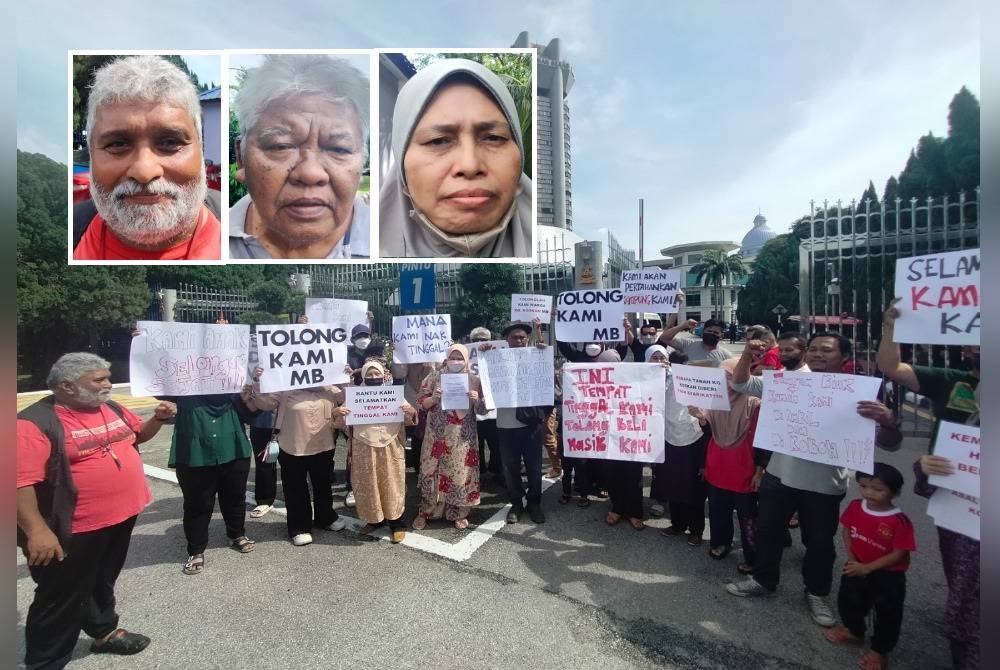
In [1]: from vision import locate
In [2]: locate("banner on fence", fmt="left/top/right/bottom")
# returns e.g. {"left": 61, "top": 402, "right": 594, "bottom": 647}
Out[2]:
{"left": 510, "top": 294, "right": 553, "bottom": 323}
{"left": 893, "top": 248, "right": 980, "bottom": 345}
{"left": 928, "top": 421, "right": 980, "bottom": 497}
{"left": 304, "top": 298, "right": 369, "bottom": 330}
{"left": 562, "top": 363, "right": 665, "bottom": 463}
{"left": 671, "top": 364, "right": 731, "bottom": 410}
{"left": 478, "top": 346, "right": 554, "bottom": 409}
{"left": 754, "top": 370, "right": 882, "bottom": 473}
{"left": 927, "top": 488, "right": 980, "bottom": 541}
{"left": 131, "top": 321, "right": 250, "bottom": 396}
{"left": 255, "top": 323, "right": 350, "bottom": 392}
{"left": 391, "top": 314, "right": 452, "bottom": 364}
{"left": 620, "top": 269, "right": 682, "bottom": 312}
{"left": 555, "top": 289, "right": 625, "bottom": 343}
{"left": 344, "top": 385, "right": 405, "bottom": 426}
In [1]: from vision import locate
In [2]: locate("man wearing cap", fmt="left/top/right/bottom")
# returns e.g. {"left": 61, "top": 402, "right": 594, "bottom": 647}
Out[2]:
{"left": 479, "top": 321, "right": 550, "bottom": 524}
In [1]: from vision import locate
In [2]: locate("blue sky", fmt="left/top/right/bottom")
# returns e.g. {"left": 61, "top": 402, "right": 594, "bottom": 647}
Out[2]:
{"left": 18, "top": 1, "right": 980, "bottom": 256}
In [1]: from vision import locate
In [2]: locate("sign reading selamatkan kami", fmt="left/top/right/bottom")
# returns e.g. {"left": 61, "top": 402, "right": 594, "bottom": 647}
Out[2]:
{"left": 304, "top": 297, "right": 368, "bottom": 331}
{"left": 510, "top": 294, "right": 553, "bottom": 323}
{"left": 555, "top": 289, "right": 625, "bottom": 343}
{"left": 130, "top": 321, "right": 250, "bottom": 396}
{"left": 562, "top": 363, "right": 665, "bottom": 464}
{"left": 893, "top": 248, "right": 980, "bottom": 345}
{"left": 754, "top": 370, "right": 882, "bottom": 474}
{"left": 670, "top": 364, "right": 731, "bottom": 410}
{"left": 255, "top": 323, "right": 350, "bottom": 393}
{"left": 928, "top": 421, "right": 980, "bottom": 497}
{"left": 344, "top": 385, "right": 406, "bottom": 426}
{"left": 391, "top": 314, "right": 452, "bottom": 364}
{"left": 477, "top": 346, "right": 555, "bottom": 409}
{"left": 620, "top": 269, "right": 682, "bottom": 312}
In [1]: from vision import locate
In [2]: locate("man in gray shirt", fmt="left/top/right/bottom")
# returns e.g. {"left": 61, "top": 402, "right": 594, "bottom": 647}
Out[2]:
{"left": 659, "top": 317, "right": 733, "bottom": 365}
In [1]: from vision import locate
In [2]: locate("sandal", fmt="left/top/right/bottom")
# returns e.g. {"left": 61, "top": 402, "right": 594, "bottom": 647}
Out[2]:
{"left": 411, "top": 516, "right": 427, "bottom": 531}
{"left": 357, "top": 524, "right": 378, "bottom": 535}
{"left": 605, "top": 512, "right": 622, "bottom": 526}
{"left": 737, "top": 562, "right": 754, "bottom": 575}
{"left": 454, "top": 518, "right": 469, "bottom": 530}
{"left": 857, "top": 650, "right": 885, "bottom": 670}
{"left": 182, "top": 554, "right": 204, "bottom": 575}
{"left": 231, "top": 536, "right": 255, "bottom": 553}
{"left": 559, "top": 494, "right": 571, "bottom": 505}
{"left": 709, "top": 545, "right": 731, "bottom": 560}
{"left": 825, "top": 626, "right": 862, "bottom": 645}
{"left": 250, "top": 504, "right": 272, "bottom": 518}
{"left": 687, "top": 535, "right": 703, "bottom": 546}
{"left": 576, "top": 497, "right": 591, "bottom": 508}
{"left": 628, "top": 517, "right": 645, "bottom": 531}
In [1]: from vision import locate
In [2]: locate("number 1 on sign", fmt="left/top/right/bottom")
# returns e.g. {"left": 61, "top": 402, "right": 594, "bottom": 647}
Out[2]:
{"left": 412, "top": 277, "right": 422, "bottom": 304}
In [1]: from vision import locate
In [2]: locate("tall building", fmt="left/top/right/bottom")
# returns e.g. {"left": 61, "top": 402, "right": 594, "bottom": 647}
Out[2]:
{"left": 514, "top": 31, "right": 574, "bottom": 230}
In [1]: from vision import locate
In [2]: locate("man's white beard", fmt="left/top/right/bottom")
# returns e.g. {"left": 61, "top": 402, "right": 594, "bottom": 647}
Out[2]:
{"left": 91, "top": 165, "right": 207, "bottom": 249}
{"left": 75, "top": 386, "right": 112, "bottom": 408}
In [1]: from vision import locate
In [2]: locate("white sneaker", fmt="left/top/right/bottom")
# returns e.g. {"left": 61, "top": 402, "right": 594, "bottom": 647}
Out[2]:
{"left": 345, "top": 491, "right": 356, "bottom": 506}
{"left": 649, "top": 503, "right": 665, "bottom": 517}
{"left": 805, "top": 592, "right": 836, "bottom": 627}
{"left": 291, "top": 533, "right": 313, "bottom": 546}
{"left": 325, "top": 518, "right": 347, "bottom": 532}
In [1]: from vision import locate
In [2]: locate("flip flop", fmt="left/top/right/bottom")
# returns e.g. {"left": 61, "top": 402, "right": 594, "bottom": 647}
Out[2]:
{"left": 454, "top": 518, "right": 469, "bottom": 530}
{"left": 825, "top": 626, "right": 862, "bottom": 645}
{"left": 250, "top": 505, "right": 272, "bottom": 518}
{"left": 411, "top": 516, "right": 427, "bottom": 531}
{"left": 628, "top": 518, "right": 645, "bottom": 531}
{"left": 231, "top": 536, "right": 255, "bottom": 553}
{"left": 858, "top": 650, "right": 886, "bottom": 670}
{"left": 606, "top": 512, "right": 622, "bottom": 526}
{"left": 182, "top": 554, "right": 204, "bottom": 575}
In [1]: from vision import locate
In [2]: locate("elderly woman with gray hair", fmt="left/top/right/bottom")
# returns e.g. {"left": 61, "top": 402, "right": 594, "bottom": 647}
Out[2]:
{"left": 230, "top": 53, "right": 371, "bottom": 259}
{"left": 379, "top": 57, "right": 533, "bottom": 258}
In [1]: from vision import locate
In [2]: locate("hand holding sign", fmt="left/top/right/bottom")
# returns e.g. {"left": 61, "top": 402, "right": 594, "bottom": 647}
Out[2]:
{"left": 892, "top": 249, "right": 980, "bottom": 344}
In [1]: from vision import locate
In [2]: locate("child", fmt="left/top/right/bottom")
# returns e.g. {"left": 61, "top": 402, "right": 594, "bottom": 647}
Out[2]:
{"left": 825, "top": 463, "right": 916, "bottom": 670}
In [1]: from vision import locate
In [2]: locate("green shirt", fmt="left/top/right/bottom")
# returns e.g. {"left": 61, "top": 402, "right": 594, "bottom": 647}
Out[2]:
{"left": 168, "top": 395, "right": 251, "bottom": 468}
{"left": 913, "top": 365, "right": 979, "bottom": 450}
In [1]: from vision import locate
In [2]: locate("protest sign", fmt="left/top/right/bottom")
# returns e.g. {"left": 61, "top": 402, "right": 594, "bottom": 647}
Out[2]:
{"left": 131, "top": 321, "right": 250, "bottom": 396}
{"left": 304, "top": 298, "right": 368, "bottom": 331}
{"left": 344, "top": 385, "right": 405, "bottom": 426}
{"left": 255, "top": 323, "right": 350, "bottom": 392}
{"left": 247, "top": 333, "right": 260, "bottom": 377}
{"left": 555, "top": 289, "right": 625, "bottom": 342}
{"left": 391, "top": 314, "right": 452, "bottom": 364}
{"left": 477, "top": 346, "right": 554, "bottom": 409}
{"left": 671, "top": 364, "right": 731, "bottom": 410}
{"left": 893, "top": 248, "right": 980, "bottom": 345}
{"left": 927, "top": 488, "right": 980, "bottom": 541}
{"left": 928, "top": 421, "right": 980, "bottom": 497}
{"left": 440, "top": 373, "right": 471, "bottom": 411}
{"left": 620, "top": 269, "right": 682, "bottom": 312}
{"left": 511, "top": 294, "right": 553, "bottom": 322}
{"left": 562, "top": 363, "right": 665, "bottom": 463}
{"left": 468, "top": 340, "right": 508, "bottom": 376}
{"left": 754, "top": 370, "right": 882, "bottom": 473}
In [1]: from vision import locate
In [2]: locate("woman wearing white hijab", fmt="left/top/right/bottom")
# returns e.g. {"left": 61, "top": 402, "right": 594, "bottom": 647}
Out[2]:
{"left": 379, "top": 58, "right": 533, "bottom": 258}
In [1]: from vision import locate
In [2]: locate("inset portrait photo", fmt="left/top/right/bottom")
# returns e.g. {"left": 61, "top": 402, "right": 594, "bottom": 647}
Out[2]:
{"left": 378, "top": 51, "right": 536, "bottom": 261}
{"left": 70, "top": 52, "right": 224, "bottom": 263}
{"left": 228, "top": 51, "right": 372, "bottom": 261}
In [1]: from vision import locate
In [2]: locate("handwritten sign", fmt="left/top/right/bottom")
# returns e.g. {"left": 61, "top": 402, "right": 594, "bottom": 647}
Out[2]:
{"left": 256, "top": 323, "right": 349, "bottom": 392}
{"left": 927, "top": 488, "right": 980, "bottom": 541}
{"left": 468, "top": 340, "right": 508, "bottom": 375}
{"left": 511, "top": 294, "right": 553, "bottom": 322}
{"left": 555, "top": 289, "right": 625, "bottom": 343}
{"left": 440, "top": 373, "right": 471, "bottom": 411}
{"left": 344, "top": 385, "right": 405, "bottom": 426}
{"left": 477, "top": 346, "right": 555, "bottom": 409}
{"left": 893, "top": 248, "right": 980, "bottom": 345}
{"left": 130, "top": 321, "right": 250, "bottom": 396}
{"left": 754, "top": 370, "right": 882, "bottom": 473}
{"left": 391, "top": 314, "right": 452, "bottom": 364}
{"left": 304, "top": 298, "right": 368, "bottom": 331}
{"left": 671, "top": 364, "right": 731, "bottom": 410}
{"left": 620, "top": 269, "right": 682, "bottom": 312}
{"left": 562, "top": 363, "right": 665, "bottom": 463}
{"left": 928, "top": 421, "right": 980, "bottom": 497}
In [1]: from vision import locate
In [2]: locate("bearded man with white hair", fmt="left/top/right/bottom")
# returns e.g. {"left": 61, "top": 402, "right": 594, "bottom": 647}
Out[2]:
{"left": 73, "top": 55, "right": 221, "bottom": 260}
{"left": 17, "top": 353, "right": 176, "bottom": 667}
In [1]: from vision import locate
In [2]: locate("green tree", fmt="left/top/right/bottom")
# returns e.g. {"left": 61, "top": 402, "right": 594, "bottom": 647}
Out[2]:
{"left": 250, "top": 280, "right": 293, "bottom": 315}
{"left": 944, "top": 86, "right": 980, "bottom": 196}
{"left": 450, "top": 264, "right": 524, "bottom": 339}
{"left": 690, "top": 249, "right": 747, "bottom": 321}
{"left": 882, "top": 175, "right": 899, "bottom": 205}
{"left": 857, "top": 180, "right": 879, "bottom": 211}
{"left": 736, "top": 234, "right": 799, "bottom": 329}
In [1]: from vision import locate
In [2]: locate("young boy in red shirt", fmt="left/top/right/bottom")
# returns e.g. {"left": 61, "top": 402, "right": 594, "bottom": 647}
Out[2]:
{"left": 826, "top": 463, "right": 916, "bottom": 670}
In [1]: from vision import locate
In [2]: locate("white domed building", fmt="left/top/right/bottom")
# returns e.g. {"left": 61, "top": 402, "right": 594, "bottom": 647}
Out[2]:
{"left": 738, "top": 213, "right": 778, "bottom": 265}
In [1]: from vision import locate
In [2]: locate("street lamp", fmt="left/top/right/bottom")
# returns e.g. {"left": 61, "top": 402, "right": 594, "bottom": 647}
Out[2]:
{"left": 772, "top": 304, "right": 788, "bottom": 329}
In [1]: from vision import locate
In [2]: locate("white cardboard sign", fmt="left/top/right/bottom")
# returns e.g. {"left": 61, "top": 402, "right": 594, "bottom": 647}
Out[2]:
{"left": 304, "top": 298, "right": 369, "bottom": 331}
{"left": 927, "top": 488, "right": 980, "bottom": 541}
{"left": 344, "top": 385, "right": 405, "bottom": 426}
{"left": 391, "top": 314, "right": 452, "bottom": 364}
{"left": 130, "top": 321, "right": 250, "bottom": 396}
{"left": 477, "top": 346, "right": 555, "bottom": 409}
{"left": 555, "top": 289, "right": 625, "bottom": 343}
{"left": 440, "top": 373, "right": 471, "bottom": 411}
{"left": 928, "top": 421, "right": 980, "bottom": 497}
{"left": 510, "top": 294, "right": 553, "bottom": 323}
{"left": 620, "top": 269, "right": 682, "bottom": 312}
{"left": 893, "top": 249, "right": 980, "bottom": 345}
{"left": 670, "top": 364, "right": 731, "bottom": 410}
{"left": 255, "top": 323, "right": 350, "bottom": 392}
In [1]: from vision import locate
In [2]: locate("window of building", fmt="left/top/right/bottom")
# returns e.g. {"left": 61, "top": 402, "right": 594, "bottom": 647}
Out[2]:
{"left": 684, "top": 292, "right": 701, "bottom": 307}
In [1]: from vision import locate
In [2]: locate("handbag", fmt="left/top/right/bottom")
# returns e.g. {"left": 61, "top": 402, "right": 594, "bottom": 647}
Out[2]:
{"left": 515, "top": 405, "right": 551, "bottom": 424}
{"left": 259, "top": 401, "right": 283, "bottom": 464}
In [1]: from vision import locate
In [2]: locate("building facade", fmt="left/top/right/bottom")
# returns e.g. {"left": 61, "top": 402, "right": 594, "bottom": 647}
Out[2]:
{"left": 655, "top": 241, "right": 742, "bottom": 323}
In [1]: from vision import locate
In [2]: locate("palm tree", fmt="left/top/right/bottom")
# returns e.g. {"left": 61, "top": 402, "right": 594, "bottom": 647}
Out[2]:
{"left": 691, "top": 249, "right": 748, "bottom": 320}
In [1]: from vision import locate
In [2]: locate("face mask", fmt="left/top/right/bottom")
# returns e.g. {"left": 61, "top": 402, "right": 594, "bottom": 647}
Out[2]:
{"left": 702, "top": 333, "right": 721, "bottom": 346}
{"left": 363, "top": 377, "right": 383, "bottom": 386}
{"left": 353, "top": 337, "right": 371, "bottom": 350}
{"left": 640, "top": 334, "right": 656, "bottom": 345}
{"left": 446, "top": 361, "right": 465, "bottom": 372}
{"left": 584, "top": 344, "right": 602, "bottom": 357}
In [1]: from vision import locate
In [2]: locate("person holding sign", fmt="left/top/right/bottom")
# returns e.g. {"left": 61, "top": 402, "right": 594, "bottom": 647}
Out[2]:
{"left": 334, "top": 360, "right": 417, "bottom": 544}
{"left": 413, "top": 344, "right": 486, "bottom": 530}
{"left": 249, "top": 369, "right": 348, "bottom": 546}
{"left": 876, "top": 300, "right": 980, "bottom": 670}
